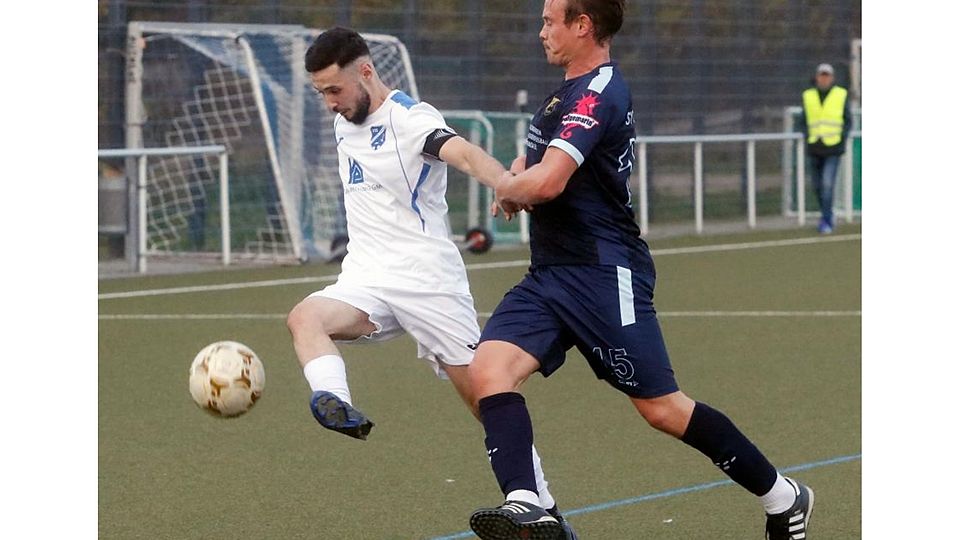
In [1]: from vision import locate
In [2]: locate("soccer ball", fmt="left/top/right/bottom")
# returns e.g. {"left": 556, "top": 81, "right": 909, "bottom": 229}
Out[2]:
{"left": 189, "top": 341, "right": 265, "bottom": 417}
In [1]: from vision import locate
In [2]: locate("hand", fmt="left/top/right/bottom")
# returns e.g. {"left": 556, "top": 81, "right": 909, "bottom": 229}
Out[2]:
{"left": 490, "top": 171, "right": 531, "bottom": 221}
{"left": 490, "top": 198, "right": 526, "bottom": 221}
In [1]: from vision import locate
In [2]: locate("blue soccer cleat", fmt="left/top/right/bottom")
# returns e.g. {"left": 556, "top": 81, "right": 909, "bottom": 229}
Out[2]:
{"left": 309, "top": 391, "right": 374, "bottom": 440}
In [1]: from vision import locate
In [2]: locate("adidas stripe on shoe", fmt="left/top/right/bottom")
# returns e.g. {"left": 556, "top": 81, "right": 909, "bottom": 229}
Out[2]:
{"left": 470, "top": 500, "right": 564, "bottom": 540}
{"left": 765, "top": 477, "right": 815, "bottom": 540}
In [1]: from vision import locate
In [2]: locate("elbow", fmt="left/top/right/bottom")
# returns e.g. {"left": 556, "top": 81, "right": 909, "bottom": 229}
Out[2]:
{"left": 533, "top": 179, "right": 565, "bottom": 203}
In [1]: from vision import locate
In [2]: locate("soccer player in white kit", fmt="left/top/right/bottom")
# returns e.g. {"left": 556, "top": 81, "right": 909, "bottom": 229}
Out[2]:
{"left": 286, "top": 28, "right": 576, "bottom": 536}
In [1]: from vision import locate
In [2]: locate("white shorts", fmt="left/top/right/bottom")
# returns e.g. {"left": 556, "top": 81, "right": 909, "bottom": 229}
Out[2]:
{"left": 308, "top": 282, "right": 481, "bottom": 378}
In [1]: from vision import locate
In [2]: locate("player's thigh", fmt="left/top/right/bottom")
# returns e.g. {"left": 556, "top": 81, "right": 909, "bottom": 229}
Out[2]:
{"left": 291, "top": 283, "right": 401, "bottom": 341}
{"left": 385, "top": 289, "right": 481, "bottom": 376}
{"left": 473, "top": 274, "right": 572, "bottom": 391}
{"left": 288, "top": 295, "right": 375, "bottom": 340}
{"left": 550, "top": 265, "right": 680, "bottom": 399}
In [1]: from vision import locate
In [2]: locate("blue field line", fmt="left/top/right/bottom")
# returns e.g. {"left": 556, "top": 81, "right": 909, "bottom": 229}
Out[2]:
{"left": 429, "top": 453, "right": 861, "bottom": 540}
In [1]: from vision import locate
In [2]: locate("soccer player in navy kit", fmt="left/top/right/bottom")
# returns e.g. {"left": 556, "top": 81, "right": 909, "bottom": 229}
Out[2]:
{"left": 467, "top": 2, "right": 814, "bottom": 539}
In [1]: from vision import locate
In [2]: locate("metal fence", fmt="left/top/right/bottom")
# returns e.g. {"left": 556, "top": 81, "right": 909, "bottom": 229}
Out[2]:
{"left": 99, "top": 0, "right": 862, "bottom": 148}
{"left": 635, "top": 131, "right": 862, "bottom": 234}
{"left": 98, "top": 145, "right": 230, "bottom": 272}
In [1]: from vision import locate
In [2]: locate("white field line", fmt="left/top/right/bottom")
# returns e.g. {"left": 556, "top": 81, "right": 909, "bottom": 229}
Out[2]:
{"left": 649, "top": 233, "right": 860, "bottom": 256}
{"left": 653, "top": 310, "right": 861, "bottom": 317}
{"left": 99, "top": 310, "right": 861, "bottom": 321}
{"left": 98, "top": 234, "right": 860, "bottom": 300}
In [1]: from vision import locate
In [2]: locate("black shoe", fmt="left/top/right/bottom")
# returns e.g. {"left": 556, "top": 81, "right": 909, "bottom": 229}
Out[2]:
{"left": 309, "top": 391, "right": 374, "bottom": 440}
{"left": 470, "top": 500, "right": 564, "bottom": 540}
{"left": 765, "top": 478, "right": 815, "bottom": 539}
{"left": 546, "top": 506, "right": 578, "bottom": 540}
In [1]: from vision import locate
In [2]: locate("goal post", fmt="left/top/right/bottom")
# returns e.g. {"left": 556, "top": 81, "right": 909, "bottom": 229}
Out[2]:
{"left": 124, "top": 22, "right": 419, "bottom": 263}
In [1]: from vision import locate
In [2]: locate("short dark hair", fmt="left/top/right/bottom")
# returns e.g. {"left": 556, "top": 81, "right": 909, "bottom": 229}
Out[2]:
{"left": 304, "top": 27, "right": 371, "bottom": 73}
{"left": 564, "top": 0, "right": 625, "bottom": 44}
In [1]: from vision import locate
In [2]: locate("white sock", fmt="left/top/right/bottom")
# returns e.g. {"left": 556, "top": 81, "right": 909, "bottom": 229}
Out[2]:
{"left": 302, "top": 355, "right": 352, "bottom": 405}
{"left": 760, "top": 473, "right": 799, "bottom": 514}
{"left": 505, "top": 489, "right": 541, "bottom": 507}
{"left": 531, "top": 446, "right": 556, "bottom": 510}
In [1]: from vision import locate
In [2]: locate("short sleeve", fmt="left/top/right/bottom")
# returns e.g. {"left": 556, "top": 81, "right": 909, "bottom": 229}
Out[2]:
{"left": 547, "top": 67, "right": 624, "bottom": 166}
{"left": 404, "top": 103, "right": 453, "bottom": 157}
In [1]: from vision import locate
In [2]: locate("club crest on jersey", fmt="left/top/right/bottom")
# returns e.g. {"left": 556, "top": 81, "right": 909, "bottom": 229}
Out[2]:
{"left": 559, "top": 92, "right": 601, "bottom": 139}
{"left": 370, "top": 125, "right": 386, "bottom": 150}
{"left": 348, "top": 157, "right": 365, "bottom": 184}
{"left": 543, "top": 96, "right": 562, "bottom": 116}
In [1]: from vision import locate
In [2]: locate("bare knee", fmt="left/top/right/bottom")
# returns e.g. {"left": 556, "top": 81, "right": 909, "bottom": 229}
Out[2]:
{"left": 467, "top": 341, "right": 540, "bottom": 400}
{"left": 286, "top": 300, "right": 329, "bottom": 339}
{"left": 466, "top": 359, "right": 501, "bottom": 398}
{"left": 640, "top": 405, "right": 677, "bottom": 433}
{"left": 632, "top": 392, "right": 696, "bottom": 437}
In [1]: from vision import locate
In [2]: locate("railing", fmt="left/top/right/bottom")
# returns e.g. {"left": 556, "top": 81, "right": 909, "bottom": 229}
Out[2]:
{"left": 441, "top": 110, "right": 862, "bottom": 241}
{"left": 635, "top": 131, "right": 862, "bottom": 234}
{"left": 97, "top": 145, "right": 229, "bottom": 273}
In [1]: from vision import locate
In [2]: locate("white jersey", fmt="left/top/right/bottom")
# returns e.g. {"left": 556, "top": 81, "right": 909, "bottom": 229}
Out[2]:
{"left": 333, "top": 90, "right": 469, "bottom": 294}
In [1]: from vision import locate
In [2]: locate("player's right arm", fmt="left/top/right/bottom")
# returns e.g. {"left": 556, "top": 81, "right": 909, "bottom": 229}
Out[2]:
{"left": 494, "top": 147, "right": 578, "bottom": 206}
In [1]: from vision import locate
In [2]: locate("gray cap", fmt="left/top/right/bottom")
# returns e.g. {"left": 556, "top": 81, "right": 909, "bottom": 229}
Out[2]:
{"left": 816, "top": 63, "right": 834, "bottom": 75}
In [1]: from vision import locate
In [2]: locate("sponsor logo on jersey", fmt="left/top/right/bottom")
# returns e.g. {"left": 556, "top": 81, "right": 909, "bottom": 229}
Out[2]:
{"left": 559, "top": 93, "right": 601, "bottom": 139}
{"left": 466, "top": 342, "right": 479, "bottom": 351}
{"left": 543, "top": 96, "right": 562, "bottom": 116}
{"left": 370, "top": 125, "right": 386, "bottom": 150}
{"left": 348, "top": 157, "right": 365, "bottom": 184}
{"left": 345, "top": 183, "right": 383, "bottom": 194}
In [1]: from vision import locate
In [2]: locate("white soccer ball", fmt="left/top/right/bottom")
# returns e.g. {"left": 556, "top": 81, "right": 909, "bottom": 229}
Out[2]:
{"left": 189, "top": 341, "right": 265, "bottom": 417}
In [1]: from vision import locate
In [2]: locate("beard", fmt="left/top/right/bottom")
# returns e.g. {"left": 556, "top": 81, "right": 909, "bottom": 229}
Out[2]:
{"left": 344, "top": 86, "right": 372, "bottom": 125}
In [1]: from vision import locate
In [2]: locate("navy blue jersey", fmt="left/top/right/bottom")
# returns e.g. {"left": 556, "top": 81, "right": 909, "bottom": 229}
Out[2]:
{"left": 524, "top": 62, "right": 653, "bottom": 272}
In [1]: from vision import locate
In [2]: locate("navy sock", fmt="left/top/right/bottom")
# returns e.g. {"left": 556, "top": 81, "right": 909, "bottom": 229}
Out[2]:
{"left": 680, "top": 402, "right": 778, "bottom": 496}
{"left": 478, "top": 392, "right": 538, "bottom": 497}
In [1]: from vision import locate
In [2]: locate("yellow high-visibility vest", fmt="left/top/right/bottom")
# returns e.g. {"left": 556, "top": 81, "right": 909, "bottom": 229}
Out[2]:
{"left": 803, "top": 86, "right": 847, "bottom": 146}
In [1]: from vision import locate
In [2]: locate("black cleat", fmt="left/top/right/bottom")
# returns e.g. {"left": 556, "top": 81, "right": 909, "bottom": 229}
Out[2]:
{"left": 309, "top": 391, "right": 374, "bottom": 440}
{"left": 765, "top": 478, "right": 815, "bottom": 539}
{"left": 470, "top": 500, "right": 564, "bottom": 540}
{"left": 546, "top": 506, "right": 578, "bottom": 540}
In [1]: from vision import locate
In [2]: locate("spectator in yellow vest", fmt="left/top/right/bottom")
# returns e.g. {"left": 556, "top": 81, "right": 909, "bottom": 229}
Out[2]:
{"left": 802, "top": 63, "right": 851, "bottom": 234}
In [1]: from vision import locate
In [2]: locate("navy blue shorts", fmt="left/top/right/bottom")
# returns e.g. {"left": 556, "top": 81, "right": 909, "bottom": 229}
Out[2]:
{"left": 479, "top": 264, "right": 678, "bottom": 399}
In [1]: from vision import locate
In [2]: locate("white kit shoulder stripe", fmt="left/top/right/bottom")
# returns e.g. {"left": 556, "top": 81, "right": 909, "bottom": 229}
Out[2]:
{"left": 587, "top": 65, "right": 614, "bottom": 94}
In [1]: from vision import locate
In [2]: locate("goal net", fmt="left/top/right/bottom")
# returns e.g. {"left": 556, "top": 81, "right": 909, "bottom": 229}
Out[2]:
{"left": 125, "top": 22, "right": 419, "bottom": 262}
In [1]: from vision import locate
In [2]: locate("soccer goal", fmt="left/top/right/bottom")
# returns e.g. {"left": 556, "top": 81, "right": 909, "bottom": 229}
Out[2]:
{"left": 124, "top": 22, "right": 418, "bottom": 263}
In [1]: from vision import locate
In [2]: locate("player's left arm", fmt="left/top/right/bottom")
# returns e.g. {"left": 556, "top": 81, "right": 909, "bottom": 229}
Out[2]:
{"left": 434, "top": 135, "right": 507, "bottom": 189}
